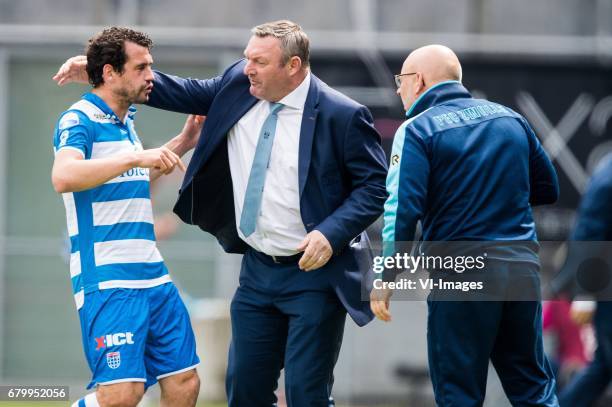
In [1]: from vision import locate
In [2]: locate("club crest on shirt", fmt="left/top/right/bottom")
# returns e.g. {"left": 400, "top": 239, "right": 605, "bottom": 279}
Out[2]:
{"left": 107, "top": 351, "right": 121, "bottom": 369}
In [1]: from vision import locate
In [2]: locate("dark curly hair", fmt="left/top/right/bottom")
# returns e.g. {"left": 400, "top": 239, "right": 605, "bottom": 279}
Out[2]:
{"left": 86, "top": 27, "right": 153, "bottom": 88}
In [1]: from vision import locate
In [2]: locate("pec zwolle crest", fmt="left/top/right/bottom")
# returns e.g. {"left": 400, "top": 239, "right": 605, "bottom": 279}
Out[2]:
{"left": 107, "top": 351, "right": 121, "bottom": 369}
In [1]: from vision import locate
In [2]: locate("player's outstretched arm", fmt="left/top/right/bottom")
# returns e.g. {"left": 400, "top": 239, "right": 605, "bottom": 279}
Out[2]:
{"left": 149, "top": 114, "right": 205, "bottom": 182}
{"left": 52, "top": 146, "right": 184, "bottom": 193}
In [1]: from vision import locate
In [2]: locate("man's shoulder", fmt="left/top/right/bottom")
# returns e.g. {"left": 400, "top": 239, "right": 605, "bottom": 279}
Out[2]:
{"left": 314, "top": 76, "right": 365, "bottom": 113}
{"left": 58, "top": 99, "right": 113, "bottom": 127}
{"left": 589, "top": 153, "right": 612, "bottom": 192}
{"left": 410, "top": 97, "right": 523, "bottom": 136}
{"left": 220, "top": 59, "right": 248, "bottom": 81}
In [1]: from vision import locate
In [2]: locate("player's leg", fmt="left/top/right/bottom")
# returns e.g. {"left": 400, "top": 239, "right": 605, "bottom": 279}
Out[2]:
{"left": 144, "top": 283, "right": 200, "bottom": 406}
{"left": 97, "top": 382, "right": 145, "bottom": 407}
{"left": 72, "top": 382, "right": 144, "bottom": 407}
{"left": 73, "top": 289, "right": 149, "bottom": 407}
{"left": 71, "top": 392, "right": 100, "bottom": 407}
{"left": 158, "top": 369, "right": 200, "bottom": 407}
{"left": 280, "top": 291, "right": 346, "bottom": 407}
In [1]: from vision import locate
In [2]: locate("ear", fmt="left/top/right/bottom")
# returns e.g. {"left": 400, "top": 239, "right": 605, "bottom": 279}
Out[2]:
{"left": 415, "top": 72, "right": 426, "bottom": 95}
{"left": 102, "top": 64, "right": 116, "bottom": 82}
{"left": 287, "top": 56, "right": 303, "bottom": 75}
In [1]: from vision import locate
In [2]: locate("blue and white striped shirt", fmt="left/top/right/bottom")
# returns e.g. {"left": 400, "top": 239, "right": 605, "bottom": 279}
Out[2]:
{"left": 53, "top": 93, "right": 170, "bottom": 310}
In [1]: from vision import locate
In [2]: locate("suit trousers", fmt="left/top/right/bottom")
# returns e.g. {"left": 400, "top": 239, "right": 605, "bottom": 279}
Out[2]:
{"left": 559, "top": 301, "right": 612, "bottom": 407}
{"left": 226, "top": 249, "right": 346, "bottom": 407}
{"left": 427, "top": 261, "right": 558, "bottom": 407}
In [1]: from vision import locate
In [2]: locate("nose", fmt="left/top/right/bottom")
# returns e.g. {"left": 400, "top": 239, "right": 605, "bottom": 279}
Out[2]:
{"left": 144, "top": 66, "right": 154, "bottom": 82}
{"left": 243, "top": 60, "right": 254, "bottom": 76}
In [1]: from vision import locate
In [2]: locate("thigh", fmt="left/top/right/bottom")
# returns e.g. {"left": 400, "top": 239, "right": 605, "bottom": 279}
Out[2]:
{"left": 427, "top": 299, "right": 503, "bottom": 407}
{"left": 96, "top": 381, "right": 144, "bottom": 407}
{"left": 226, "top": 285, "right": 288, "bottom": 407}
{"left": 144, "top": 283, "right": 200, "bottom": 388}
{"left": 280, "top": 291, "right": 346, "bottom": 407}
{"left": 79, "top": 289, "right": 148, "bottom": 389}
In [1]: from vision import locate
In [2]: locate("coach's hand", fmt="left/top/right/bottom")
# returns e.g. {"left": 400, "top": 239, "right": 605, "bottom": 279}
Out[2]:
{"left": 53, "top": 55, "right": 89, "bottom": 86}
{"left": 179, "top": 115, "right": 206, "bottom": 151}
{"left": 370, "top": 288, "right": 393, "bottom": 322}
{"left": 297, "top": 230, "right": 333, "bottom": 272}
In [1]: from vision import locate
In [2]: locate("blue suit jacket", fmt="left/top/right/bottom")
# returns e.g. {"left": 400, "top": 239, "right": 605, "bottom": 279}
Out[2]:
{"left": 551, "top": 154, "right": 612, "bottom": 303}
{"left": 147, "top": 60, "right": 388, "bottom": 326}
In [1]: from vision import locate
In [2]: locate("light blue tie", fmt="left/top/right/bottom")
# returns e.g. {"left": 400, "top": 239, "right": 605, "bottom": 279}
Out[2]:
{"left": 240, "top": 102, "right": 285, "bottom": 237}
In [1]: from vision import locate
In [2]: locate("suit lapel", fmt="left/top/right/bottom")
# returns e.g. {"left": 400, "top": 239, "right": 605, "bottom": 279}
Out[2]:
{"left": 202, "top": 88, "right": 258, "bottom": 165}
{"left": 298, "top": 75, "right": 320, "bottom": 197}
{"left": 184, "top": 86, "right": 257, "bottom": 188}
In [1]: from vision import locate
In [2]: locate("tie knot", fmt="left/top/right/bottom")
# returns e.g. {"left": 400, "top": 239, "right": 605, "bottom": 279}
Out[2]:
{"left": 270, "top": 102, "right": 284, "bottom": 116}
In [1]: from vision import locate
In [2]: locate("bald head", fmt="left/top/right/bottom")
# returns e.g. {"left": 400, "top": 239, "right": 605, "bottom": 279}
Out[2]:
{"left": 396, "top": 44, "right": 462, "bottom": 111}
{"left": 403, "top": 44, "right": 462, "bottom": 85}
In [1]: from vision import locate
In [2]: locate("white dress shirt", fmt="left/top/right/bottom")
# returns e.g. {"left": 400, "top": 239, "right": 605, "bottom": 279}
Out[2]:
{"left": 227, "top": 73, "right": 311, "bottom": 255}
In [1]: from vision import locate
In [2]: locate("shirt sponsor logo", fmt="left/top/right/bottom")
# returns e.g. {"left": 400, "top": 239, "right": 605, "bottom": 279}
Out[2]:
{"left": 118, "top": 167, "right": 149, "bottom": 178}
{"left": 95, "top": 332, "right": 135, "bottom": 350}
{"left": 58, "top": 130, "right": 69, "bottom": 147}
{"left": 59, "top": 112, "right": 79, "bottom": 130}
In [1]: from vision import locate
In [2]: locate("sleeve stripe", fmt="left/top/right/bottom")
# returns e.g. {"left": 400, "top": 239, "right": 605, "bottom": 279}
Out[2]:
{"left": 382, "top": 122, "right": 408, "bottom": 256}
{"left": 54, "top": 146, "right": 86, "bottom": 158}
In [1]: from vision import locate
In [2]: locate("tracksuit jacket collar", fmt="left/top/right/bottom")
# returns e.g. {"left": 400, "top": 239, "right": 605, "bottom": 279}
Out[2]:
{"left": 405, "top": 80, "right": 472, "bottom": 120}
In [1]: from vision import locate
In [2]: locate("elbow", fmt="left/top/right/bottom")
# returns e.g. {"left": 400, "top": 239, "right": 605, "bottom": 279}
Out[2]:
{"left": 51, "top": 174, "right": 73, "bottom": 194}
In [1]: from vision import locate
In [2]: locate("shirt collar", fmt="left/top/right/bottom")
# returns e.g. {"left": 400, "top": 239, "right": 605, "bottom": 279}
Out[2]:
{"left": 82, "top": 92, "right": 137, "bottom": 123}
{"left": 277, "top": 71, "right": 311, "bottom": 110}
{"left": 405, "top": 80, "right": 472, "bottom": 119}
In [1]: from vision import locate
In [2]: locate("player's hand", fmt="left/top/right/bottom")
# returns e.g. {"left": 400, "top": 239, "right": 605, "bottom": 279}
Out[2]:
{"left": 53, "top": 55, "right": 89, "bottom": 86}
{"left": 570, "top": 300, "right": 596, "bottom": 325}
{"left": 297, "top": 230, "right": 333, "bottom": 271}
{"left": 135, "top": 147, "right": 186, "bottom": 175}
{"left": 179, "top": 115, "right": 206, "bottom": 151}
{"left": 370, "top": 287, "right": 393, "bottom": 322}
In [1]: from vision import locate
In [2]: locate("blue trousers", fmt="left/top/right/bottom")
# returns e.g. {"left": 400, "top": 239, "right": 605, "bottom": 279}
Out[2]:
{"left": 427, "top": 262, "right": 558, "bottom": 406}
{"left": 226, "top": 250, "right": 346, "bottom": 407}
{"left": 559, "top": 302, "right": 612, "bottom": 407}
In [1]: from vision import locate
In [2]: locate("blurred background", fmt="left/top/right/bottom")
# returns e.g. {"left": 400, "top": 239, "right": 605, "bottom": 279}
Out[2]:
{"left": 0, "top": 0, "right": 611, "bottom": 405}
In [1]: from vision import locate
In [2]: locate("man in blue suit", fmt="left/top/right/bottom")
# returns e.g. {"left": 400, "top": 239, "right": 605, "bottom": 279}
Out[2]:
{"left": 551, "top": 154, "right": 612, "bottom": 406}
{"left": 55, "top": 20, "right": 388, "bottom": 406}
{"left": 371, "top": 45, "right": 559, "bottom": 406}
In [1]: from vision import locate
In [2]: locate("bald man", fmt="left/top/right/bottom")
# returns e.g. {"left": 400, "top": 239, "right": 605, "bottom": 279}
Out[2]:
{"left": 372, "top": 45, "right": 560, "bottom": 406}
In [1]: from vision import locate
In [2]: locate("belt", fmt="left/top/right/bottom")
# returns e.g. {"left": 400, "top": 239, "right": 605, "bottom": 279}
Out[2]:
{"left": 260, "top": 252, "right": 303, "bottom": 264}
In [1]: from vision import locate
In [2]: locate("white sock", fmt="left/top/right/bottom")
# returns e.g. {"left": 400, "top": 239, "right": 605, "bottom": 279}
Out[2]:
{"left": 71, "top": 392, "right": 100, "bottom": 407}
